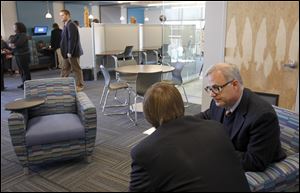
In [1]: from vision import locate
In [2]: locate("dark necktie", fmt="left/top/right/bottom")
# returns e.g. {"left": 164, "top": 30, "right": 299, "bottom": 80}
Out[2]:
{"left": 225, "top": 110, "right": 232, "bottom": 117}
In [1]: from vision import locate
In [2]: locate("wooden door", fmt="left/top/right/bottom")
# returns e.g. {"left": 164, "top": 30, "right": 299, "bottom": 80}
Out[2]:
{"left": 225, "top": 1, "right": 299, "bottom": 110}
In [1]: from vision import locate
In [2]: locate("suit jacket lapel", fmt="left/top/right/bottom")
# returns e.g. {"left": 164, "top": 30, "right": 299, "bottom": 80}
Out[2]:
{"left": 230, "top": 89, "right": 249, "bottom": 139}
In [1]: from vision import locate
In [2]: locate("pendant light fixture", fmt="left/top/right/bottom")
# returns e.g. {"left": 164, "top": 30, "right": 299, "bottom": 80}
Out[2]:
{"left": 45, "top": 1, "right": 52, "bottom": 19}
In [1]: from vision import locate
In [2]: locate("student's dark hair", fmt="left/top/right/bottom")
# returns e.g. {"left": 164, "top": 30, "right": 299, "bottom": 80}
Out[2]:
{"left": 14, "top": 22, "right": 27, "bottom": 33}
{"left": 60, "top": 9, "right": 71, "bottom": 16}
{"left": 52, "top": 23, "right": 59, "bottom": 29}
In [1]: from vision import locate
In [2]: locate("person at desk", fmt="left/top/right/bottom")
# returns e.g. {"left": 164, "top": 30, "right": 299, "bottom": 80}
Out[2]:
{"left": 9, "top": 22, "right": 31, "bottom": 89}
{"left": 50, "top": 23, "right": 63, "bottom": 69}
{"left": 129, "top": 82, "right": 250, "bottom": 192}
{"left": 195, "top": 63, "right": 286, "bottom": 172}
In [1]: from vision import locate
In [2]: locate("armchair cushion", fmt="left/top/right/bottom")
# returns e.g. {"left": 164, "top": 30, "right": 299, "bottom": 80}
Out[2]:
{"left": 246, "top": 153, "right": 299, "bottom": 192}
{"left": 245, "top": 106, "right": 299, "bottom": 192}
{"left": 26, "top": 113, "right": 85, "bottom": 146}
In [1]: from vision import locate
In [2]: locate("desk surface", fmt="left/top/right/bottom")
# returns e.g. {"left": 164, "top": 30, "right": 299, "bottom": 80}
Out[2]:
{"left": 97, "top": 50, "right": 123, "bottom": 56}
{"left": 115, "top": 65, "right": 174, "bottom": 74}
{"left": 5, "top": 97, "right": 46, "bottom": 111}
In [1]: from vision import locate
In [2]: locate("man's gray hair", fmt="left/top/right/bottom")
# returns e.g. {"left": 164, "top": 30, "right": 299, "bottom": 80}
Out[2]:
{"left": 205, "top": 63, "right": 243, "bottom": 85}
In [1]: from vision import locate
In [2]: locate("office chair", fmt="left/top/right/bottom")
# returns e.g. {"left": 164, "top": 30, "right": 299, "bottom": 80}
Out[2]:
{"left": 132, "top": 71, "right": 162, "bottom": 124}
{"left": 162, "top": 62, "right": 189, "bottom": 107}
{"left": 99, "top": 65, "right": 131, "bottom": 117}
{"left": 117, "top": 46, "right": 134, "bottom": 61}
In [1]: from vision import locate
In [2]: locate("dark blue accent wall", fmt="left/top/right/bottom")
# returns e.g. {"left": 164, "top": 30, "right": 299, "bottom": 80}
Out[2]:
{"left": 64, "top": 3, "right": 87, "bottom": 27}
{"left": 127, "top": 8, "right": 144, "bottom": 24}
{"left": 16, "top": 1, "right": 54, "bottom": 41}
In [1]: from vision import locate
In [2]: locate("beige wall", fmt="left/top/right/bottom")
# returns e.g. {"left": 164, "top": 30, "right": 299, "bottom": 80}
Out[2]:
{"left": 1, "top": 1, "right": 18, "bottom": 40}
{"left": 225, "top": 1, "right": 299, "bottom": 110}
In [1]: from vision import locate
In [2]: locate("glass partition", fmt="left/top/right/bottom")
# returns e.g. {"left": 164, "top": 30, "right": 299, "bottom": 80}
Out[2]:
{"left": 162, "top": 1, "right": 205, "bottom": 82}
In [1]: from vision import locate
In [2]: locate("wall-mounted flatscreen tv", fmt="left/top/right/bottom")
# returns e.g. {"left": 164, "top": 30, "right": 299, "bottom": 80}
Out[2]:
{"left": 32, "top": 26, "right": 48, "bottom": 35}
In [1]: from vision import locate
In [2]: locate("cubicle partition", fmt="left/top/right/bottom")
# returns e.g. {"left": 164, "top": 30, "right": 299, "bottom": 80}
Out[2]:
{"left": 89, "top": 23, "right": 202, "bottom": 82}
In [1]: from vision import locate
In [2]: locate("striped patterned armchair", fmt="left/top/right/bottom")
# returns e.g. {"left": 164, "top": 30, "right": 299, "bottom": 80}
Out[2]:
{"left": 246, "top": 106, "right": 299, "bottom": 192}
{"left": 8, "top": 77, "right": 97, "bottom": 174}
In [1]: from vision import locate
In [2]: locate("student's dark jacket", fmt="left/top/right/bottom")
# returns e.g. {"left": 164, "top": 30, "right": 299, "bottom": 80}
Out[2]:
{"left": 195, "top": 88, "right": 286, "bottom": 172}
{"left": 10, "top": 33, "right": 30, "bottom": 56}
{"left": 129, "top": 116, "right": 250, "bottom": 192}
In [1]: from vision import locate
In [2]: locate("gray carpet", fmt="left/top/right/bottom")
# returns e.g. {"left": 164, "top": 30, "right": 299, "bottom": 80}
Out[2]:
{"left": 1, "top": 69, "right": 201, "bottom": 192}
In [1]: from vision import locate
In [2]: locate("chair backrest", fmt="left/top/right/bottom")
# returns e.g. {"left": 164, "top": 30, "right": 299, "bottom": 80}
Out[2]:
{"left": 123, "top": 46, "right": 133, "bottom": 58}
{"left": 116, "top": 59, "right": 137, "bottom": 83}
{"left": 172, "top": 62, "right": 184, "bottom": 85}
{"left": 255, "top": 92, "right": 279, "bottom": 106}
{"left": 100, "top": 65, "right": 111, "bottom": 87}
{"left": 161, "top": 44, "right": 169, "bottom": 56}
{"left": 24, "top": 77, "right": 77, "bottom": 118}
{"left": 273, "top": 105, "right": 299, "bottom": 155}
{"left": 117, "top": 58, "right": 137, "bottom": 67}
{"left": 136, "top": 71, "right": 162, "bottom": 96}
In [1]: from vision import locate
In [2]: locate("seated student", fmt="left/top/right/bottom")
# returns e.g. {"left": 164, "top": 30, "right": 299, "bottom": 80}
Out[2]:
{"left": 129, "top": 82, "right": 250, "bottom": 192}
{"left": 195, "top": 63, "right": 286, "bottom": 171}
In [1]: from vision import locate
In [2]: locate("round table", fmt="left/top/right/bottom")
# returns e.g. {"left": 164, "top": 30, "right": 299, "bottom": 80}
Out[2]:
{"left": 5, "top": 97, "right": 46, "bottom": 111}
{"left": 115, "top": 64, "right": 174, "bottom": 74}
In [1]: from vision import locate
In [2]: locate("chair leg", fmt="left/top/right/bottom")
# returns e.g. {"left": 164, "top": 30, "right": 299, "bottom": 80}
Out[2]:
{"left": 102, "top": 90, "right": 110, "bottom": 112}
{"left": 134, "top": 95, "right": 138, "bottom": 124}
{"left": 100, "top": 86, "right": 107, "bottom": 106}
{"left": 114, "top": 90, "right": 128, "bottom": 105}
{"left": 86, "top": 156, "right": 92, "bottom": 163}
{"left": 180, "top": 85, "right": 189, "bottom": 107}
{"left": 23, "top": 167, "right": 29, "bottom": 175}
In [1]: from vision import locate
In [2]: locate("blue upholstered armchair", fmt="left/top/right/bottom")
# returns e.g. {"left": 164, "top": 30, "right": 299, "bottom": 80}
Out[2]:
{"left": 7, "top": 77, "right": 97, "bottom": 174}
{"left": 246, "top": 106, "right": 299, "bottom": 192}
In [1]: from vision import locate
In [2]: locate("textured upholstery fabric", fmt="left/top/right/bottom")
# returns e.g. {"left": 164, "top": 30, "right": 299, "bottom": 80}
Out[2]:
{"left": 26, "top": 113, "right": 85, "bottom": 146}
{"left": 8, "top": 77, "right": 97, "bottom": 168}
{"left": 246, "top": 106, "right": 299, "bottom": 192}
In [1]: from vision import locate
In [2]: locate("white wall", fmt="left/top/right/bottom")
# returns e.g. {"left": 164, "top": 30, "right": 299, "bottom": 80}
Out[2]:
{"left": 144, "top": 8, "right": 162, "bottom": 24}
{"left": 104, "top": 24, "right": 140, "bottom": 51}
{"left": 101, "top": 6, "right": 121, "bottom": 24}
{"left": 1, "top": 1, "right": 18, "bottom": 40}
{"left": 91, "top": 5, "right": 100, "bottom": 21}
{"left": 143, "top": 25, "right": 162, "bottom": 48}
{"left": 201, "top": 1, "right": 227, "bottom": 111}
{"left": 120, "top": 6, "right": 127, "bottom": 24}
{"left": 79, "top": 27, "right": 94, "bottom": 69}
{"left": 53, "top": 2, "right": 64, "bottom": 29}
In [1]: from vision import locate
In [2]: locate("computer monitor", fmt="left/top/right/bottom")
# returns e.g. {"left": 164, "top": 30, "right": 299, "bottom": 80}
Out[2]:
{"left": 33, "top": 26, "right": 48, "bottom": 35}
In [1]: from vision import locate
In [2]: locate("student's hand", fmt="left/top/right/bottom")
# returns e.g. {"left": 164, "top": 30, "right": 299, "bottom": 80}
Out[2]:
{"left": 67, "top": 53, "right": 71, "bottom": 58}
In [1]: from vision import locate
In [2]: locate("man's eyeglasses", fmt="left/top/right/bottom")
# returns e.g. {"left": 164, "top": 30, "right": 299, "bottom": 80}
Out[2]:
{"left": 204, "top": 80, "right": 234, "bottom": 94}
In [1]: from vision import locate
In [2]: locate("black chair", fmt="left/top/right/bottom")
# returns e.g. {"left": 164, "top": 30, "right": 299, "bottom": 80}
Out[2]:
{"left": 254, "top": 91, "right": 279, "bottom": 106}
{"left": 162, "top": 62, "right": 189, "bottom": 107}
{"left": 117, "top": 46, "right": 134, "bottom": 61}
{"left": 132, "top": 71, "right": 162, "bottom": 124}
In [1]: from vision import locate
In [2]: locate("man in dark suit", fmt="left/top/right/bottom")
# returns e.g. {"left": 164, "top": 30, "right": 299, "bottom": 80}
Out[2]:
{"left": 59, "top": 9, "right": 84, "bottom": 91}
{"left": 129, "top": 82, "right": 250, "bottom": 192}
{"left": 195, "top": 63, "right": 286, "bottom": 172}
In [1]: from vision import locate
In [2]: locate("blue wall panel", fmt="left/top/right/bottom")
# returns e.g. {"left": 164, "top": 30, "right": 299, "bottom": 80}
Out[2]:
{"left": 127, "top": 8, "right": 144, "bottom": 24}
{"left": 16, "top": 1, "right": 54, "bottom": 38}
{"left": 64, "top": 3, "right": 87, "bottom": 27}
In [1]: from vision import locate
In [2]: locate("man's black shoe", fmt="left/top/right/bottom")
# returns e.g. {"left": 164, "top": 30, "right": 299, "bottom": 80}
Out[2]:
{"left": 17, "top": 84, "right": 24, "bottom": 89}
